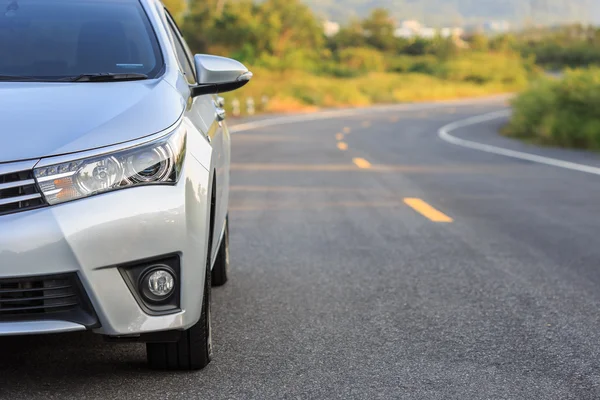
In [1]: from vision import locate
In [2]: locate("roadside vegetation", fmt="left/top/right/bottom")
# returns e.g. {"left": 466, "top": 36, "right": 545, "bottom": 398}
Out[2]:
{"left": 505, "top": 68, "right": 600, "bottom": 150}
{"left": 502, "top": 25, "right": 600, "bottom": 150}
{"left": 516, "top": 25, "right": 600, "bottom": 70}
{"left": 166, "top": 0, "right": 539, "bottom": 114}
{"left": 168, "top": 1, "right": 600, "bottom": 150}
{"left": 239, "top": 53, "right": 532, "bottom": 113}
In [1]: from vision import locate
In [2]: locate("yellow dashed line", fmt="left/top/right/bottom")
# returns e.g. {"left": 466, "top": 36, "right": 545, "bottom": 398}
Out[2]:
{"left": 362, "top": 121, "right": 371, "bottom": 128}
{"left": 403, "top": 198, "right": 453, "bottom": 223}
{"left": 353, "top": 158, "right": 371, "bottom": 169}
{"left": 389, "top": 116, "right": 399, "bottom": 123}
{"left": 335, "top": 133, "right": 344, "bottom": 141}
{"left": 337, "top": 142, "right": 348, "bottom": 151}
{"left": 343, "top": 127, "right": 351, "bottom": 134}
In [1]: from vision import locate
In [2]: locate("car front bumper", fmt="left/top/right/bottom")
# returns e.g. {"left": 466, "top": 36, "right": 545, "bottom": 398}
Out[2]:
{"left": 0, "top": 160, "right": 210, "bottom": 337}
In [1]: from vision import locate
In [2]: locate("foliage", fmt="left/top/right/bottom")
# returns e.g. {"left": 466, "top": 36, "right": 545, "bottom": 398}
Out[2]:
{"left": 465, "top": 33, "right": 489, "bottom": 51}
{"left": 388, "top": 55, "right": 440, "bottom": 74}
{"left": 180, "top": 0, "right": 537, "bottom": 77}
{"left": 337, "top": 48, "right": 386, "bottom": 73}
{"left": 506, "top": 68, "right": 600, "bottom": 150}
{"left": 222, "top": 67, "right": 522, "bottom": 115}
{"left": 438, "top": 52, "right": 534, "bottom": 85}
{"left": 329, "top": 19, "right": 366, "bottom": 50}
{"left": 183, "top": 0, "right": 323, "bottom": 62}
{"left": 490, "top": 34, "right": 517, "bottom": 52}
{"left": 163, "top": 0, "right": 186, "bottom": 22}
{"left": 361, "top": 9, "right": 397, "bottom": 52}
{"left": 516, "top": 25, "right": 600, "bottom": 69}
{"left": 175, "top": 0, "right": 542, "bottom": 114}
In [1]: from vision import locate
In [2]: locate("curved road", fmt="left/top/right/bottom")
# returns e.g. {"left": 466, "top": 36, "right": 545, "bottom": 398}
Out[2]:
{"left": 2, "top": 98, "right": 600, "bottom": 399}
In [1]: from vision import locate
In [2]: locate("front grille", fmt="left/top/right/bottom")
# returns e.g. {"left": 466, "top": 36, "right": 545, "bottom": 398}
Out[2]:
{"left": 0, "top": 273, "right": 99, "bottom": 328}
{"left": 0, "top": 168, "right": 46, "bottom": 216}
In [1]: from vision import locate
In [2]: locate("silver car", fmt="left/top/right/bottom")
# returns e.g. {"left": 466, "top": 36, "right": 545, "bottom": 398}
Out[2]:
{"left": 0, "top": 0, "right": 250, "bottom": 370}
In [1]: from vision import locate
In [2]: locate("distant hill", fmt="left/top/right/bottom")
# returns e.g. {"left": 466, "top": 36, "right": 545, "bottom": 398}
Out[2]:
{"left": 303, "top": 0, "right": 600, "bottom": 27}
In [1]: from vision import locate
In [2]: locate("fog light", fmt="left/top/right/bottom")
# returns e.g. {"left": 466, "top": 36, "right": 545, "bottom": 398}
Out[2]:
{"left": 139, "top": 266, "right": 176, "bottom": 302}
{"left": 147, "top": 270, "right": 175, "bottom": 297}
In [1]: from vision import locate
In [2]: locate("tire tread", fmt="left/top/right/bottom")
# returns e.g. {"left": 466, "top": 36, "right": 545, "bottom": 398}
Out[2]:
{"left": 211, "top": 216, "right": 229, "bottom": 287}
{"left": 146, "top": 262, "right": 211, "bottom": 371}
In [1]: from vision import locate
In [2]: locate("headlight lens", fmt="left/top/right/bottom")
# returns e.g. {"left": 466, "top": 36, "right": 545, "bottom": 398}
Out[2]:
{"left": 34, "top": 125, "right": 186, "bottom": 205}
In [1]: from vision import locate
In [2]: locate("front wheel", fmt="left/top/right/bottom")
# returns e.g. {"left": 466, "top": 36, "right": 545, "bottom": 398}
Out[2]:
{"left": 146, "top": 261, "right": 212, "bottom": 370}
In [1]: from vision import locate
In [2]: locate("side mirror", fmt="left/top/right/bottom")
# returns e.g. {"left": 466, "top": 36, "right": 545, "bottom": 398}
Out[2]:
{"left": 190, "top": 54, "right": 252, "bottom": 98}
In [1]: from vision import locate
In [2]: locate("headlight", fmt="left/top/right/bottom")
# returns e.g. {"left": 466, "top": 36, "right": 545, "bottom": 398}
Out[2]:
{"left": 34, "top": 125, "right": 186, "bottom": 205}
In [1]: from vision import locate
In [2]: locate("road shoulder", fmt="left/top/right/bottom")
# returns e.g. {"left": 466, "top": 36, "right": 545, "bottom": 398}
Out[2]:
{"left": 439, "top": 111, "right": 600, "bottom": 172}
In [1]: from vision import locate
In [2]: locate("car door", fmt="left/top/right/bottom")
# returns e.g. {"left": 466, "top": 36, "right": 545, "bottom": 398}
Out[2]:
{"left": 163, "top": 11, "right": 229, "bottom": 263}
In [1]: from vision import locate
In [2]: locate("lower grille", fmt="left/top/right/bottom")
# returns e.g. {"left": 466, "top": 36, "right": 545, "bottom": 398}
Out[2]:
{"left": 0, "top": 273, "right": 99, "bottom": 328}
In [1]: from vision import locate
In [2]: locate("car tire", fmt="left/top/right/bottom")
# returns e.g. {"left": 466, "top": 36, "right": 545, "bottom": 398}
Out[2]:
{"left": 146, "top": 261, "right": 212, "bottom": 370}
{"left": 211, "top": 216, "right": 229, "bottom": 287}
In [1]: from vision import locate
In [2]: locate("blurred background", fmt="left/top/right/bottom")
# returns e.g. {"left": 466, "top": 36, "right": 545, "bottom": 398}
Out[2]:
{"left": 2, "top": 3, "right": 600, "bottom": 398}
{"left": 164, "top": 0, "right": 600, "bottom": 150}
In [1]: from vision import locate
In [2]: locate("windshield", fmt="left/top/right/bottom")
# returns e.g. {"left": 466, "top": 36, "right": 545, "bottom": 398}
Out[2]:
{"left": 0, "top": 0, "right": 163, "bottom": 80}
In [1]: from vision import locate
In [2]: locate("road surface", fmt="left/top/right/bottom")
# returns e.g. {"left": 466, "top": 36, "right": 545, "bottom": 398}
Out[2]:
{"left": 2, "top": 97, "right": 600, "bottom": 399}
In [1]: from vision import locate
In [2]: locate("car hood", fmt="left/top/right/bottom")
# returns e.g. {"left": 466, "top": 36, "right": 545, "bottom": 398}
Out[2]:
{"left": 0, "top": 79, "right": 185, "bottom": 163}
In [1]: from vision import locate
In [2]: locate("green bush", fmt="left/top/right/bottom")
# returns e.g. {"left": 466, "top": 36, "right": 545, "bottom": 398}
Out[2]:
{"left": 507, "top": 68, "right": 600, "bottom": 149}
{"left": 388, "top": 55, "right": 440, "bottom": 75}
{"left": 317, "top": 62, "right": 364, "bottom": 78}
{"left": 222, "top": 66, "right": 522, "bottom": 115}
{"left": 438, "top": 52, "right": 534, "bottom": 86}
{"left": 254, "top": 49, "right": 323, "bottom": 72}
{"left": 516, "top": 25, "right": 600, "bottom": 69}
{"left": 337, "top": 47, "right": 387, "bottom": 74}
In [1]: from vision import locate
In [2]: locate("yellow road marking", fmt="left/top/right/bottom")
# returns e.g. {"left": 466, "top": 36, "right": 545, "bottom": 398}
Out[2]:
{"left": 353, "top": 158, "right": 371, "bottom": 169}
{"left": 335, "top": 133, "right": 344, "bottom": 141}
{"left": 389, "top": 116, "right": 399, "bottom": 123}
{"left": 343, "top": 127, "right": 351, "bottom": 134}
{"left": 403, "top": 198, "right": 453, "bottom": 223}
{"left": 337, "top": 142, "right": 348, "bottom": 151}
{"left": 362, "top": 121, "right": 371, "bottom": 128}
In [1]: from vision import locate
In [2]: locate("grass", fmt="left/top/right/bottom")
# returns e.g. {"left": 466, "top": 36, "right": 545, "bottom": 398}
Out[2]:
{"left": 224, "top": 66, "right": 527, "bottom": 116}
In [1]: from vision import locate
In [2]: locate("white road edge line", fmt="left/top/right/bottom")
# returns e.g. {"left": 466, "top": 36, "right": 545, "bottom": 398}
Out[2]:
{"left": 438, "top": 109, "right": 600, "bottom": 176}
{"left": 229, "top": 95, "right": 512, "bottom": 133}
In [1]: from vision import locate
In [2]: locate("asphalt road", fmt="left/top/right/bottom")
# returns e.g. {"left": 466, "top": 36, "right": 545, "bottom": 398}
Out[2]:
{"left": 2, "top": 97, "right": 600, "bottom": 399}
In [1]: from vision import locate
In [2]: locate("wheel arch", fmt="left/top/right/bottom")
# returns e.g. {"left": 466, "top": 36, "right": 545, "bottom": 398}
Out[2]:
{"left": 207, "top": 170, "right": 218, "bottom": 269}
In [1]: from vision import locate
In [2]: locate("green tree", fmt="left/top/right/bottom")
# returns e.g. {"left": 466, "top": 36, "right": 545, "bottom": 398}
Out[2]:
{"left": 208, "top": 0, "right": 261, "bottom": 57}
{"left": 404, "top": 38, "right": 432, "bottom": 56}
{"left": 361, "top": 8, "right": 396, "bottom": 52}
{"left": 183, "top": 0, "right": 324, "bottom": 69}
{"left": 429, "top": 35, "right": 459, "bottom": 59}
{"left": 255, "top": 0, "right": 324, "bottom": 58}
{"left": 163, "top": 0, "right": 186, "bottom": 23}
{"left": 330, "top": 19, "right": 366, "bottom": 51}
{"left": 182, "top": 0, "right": 220, "bottom": 53}
{"left": 490, "top": 34, "right": 516, "bottom": 52}
{"left": 466, "top": 33, "right": 489, "bottom": 51}
{"left": 338, "top": 47, "right": 386, "bottom": 73}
